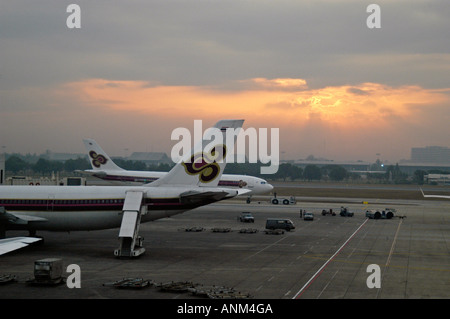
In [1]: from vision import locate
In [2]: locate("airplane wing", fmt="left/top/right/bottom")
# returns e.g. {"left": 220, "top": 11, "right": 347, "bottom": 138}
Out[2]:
{"left": 179, "top": 188, "right": 251, "bottom": 205}
{"left": 75, "top": 169, "right": 107, "bottom": 177}
{"left": 179, "top": 190, "right": 231, "bottom": 204}
{"left": 0, "top": 237, "right": 42, "bottom": 255}
{"left": 420, "top": 188, "right": 450, "bottom": 199}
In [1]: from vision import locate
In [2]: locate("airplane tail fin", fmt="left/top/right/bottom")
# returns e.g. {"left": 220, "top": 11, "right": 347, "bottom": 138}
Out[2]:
{"left": 149, "top": 119, "right": 244, "bottom": 187}
{"left": 83, "top": 138, "right": 125, "bottom": 171}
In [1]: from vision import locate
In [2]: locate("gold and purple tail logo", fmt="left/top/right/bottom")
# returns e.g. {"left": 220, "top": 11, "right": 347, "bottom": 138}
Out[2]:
{"left": 89, "top": 151, "right": 108, "bottom": 168}
{"left": 182, "top": 145, "right": 226, "bottom": 183}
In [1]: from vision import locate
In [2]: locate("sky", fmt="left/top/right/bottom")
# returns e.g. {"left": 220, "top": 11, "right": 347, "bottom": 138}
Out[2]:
{"left": 1, "top": 0, "right": 449, "bottom": 164}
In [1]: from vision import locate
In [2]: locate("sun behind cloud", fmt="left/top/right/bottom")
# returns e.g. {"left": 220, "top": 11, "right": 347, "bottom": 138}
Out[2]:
{"left": 59, "top": 77, "right": 448, "bottom": 123}
{"left": 54, "top": 77, "right": 449, "bottom": 160}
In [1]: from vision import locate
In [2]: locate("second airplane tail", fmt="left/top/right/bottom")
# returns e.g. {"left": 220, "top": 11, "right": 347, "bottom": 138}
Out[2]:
{"left": 83, "top": 138, "right": 125, "bottom": 171}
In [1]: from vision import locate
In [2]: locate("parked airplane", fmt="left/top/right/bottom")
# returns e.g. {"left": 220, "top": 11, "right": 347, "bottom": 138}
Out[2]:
{"left": 420, "top": 188, "right": 450, "bottom": 199}
{"left": 0, "top": 119, "right": 246, "bottom": 256}
{"left": 80, "top": 138, "right": 273, "bottom": 195}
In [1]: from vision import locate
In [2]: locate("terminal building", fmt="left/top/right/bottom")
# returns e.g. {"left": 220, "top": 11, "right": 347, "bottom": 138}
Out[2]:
{"left": 425, "top": 174, "right": 450, "bottom": 185}
{"left": 411, "top": 146, "right": 450, "bottom": 164}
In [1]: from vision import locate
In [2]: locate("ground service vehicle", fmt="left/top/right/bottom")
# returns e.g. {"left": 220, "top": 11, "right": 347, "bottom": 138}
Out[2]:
{"left": 238, "top": 212, "right": 255, "bottom": 223}
{"left": 321, "top": 209, "right": 336, "bottom": 216}
{"left": 365, "top": 209, "right": 394, "bottom": 219}
{"left": 303, "top": 212, "right": 314, "bottom": 221}
{"left": 271, "top": 194, "right": 296, "bottom": 205}
{"left": 340, "top": 207, "right": 354, "bottom": 217}
{"left": 27, "top": 258, "right": 64, "bottom": 285}
{"left": 265, "top": 218, "right": 295, "bottom": 231}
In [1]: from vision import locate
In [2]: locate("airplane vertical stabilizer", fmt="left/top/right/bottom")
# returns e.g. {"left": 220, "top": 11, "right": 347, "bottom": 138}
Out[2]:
{"left": 83, "top": 138, "right": 125, "bottom": 171}
{"left": 149, "top": 119, "right": 244, "bottom": 187}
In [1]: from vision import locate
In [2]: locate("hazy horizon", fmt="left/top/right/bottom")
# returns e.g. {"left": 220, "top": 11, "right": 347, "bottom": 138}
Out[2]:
{"left": 5, "top": 144, "right": 450, "bottom": 166}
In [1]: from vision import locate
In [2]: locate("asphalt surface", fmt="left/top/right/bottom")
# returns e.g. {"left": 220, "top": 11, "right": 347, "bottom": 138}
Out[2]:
{"left": 1, "top": 196, "right": 449, "bottom": 300}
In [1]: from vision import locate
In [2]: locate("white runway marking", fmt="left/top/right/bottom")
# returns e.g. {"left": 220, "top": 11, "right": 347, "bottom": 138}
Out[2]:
{"left": 292, "top": 218, "right": 369, "bottom": 299}
{"left": 243, "top": 236, "right": 287, "bottom": 261}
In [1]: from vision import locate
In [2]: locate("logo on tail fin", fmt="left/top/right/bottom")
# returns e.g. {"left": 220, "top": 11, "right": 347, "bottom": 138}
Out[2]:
{"left": 182, "top": 145, "right": 226, "bottom": 183}
{"left": 89, "top": 151, "right": 108, "bottom": 168}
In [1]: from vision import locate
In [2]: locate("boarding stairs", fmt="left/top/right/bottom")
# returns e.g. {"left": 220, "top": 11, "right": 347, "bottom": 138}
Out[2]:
{"left": 114, "top": 190, "right": 146, "bottom": 258}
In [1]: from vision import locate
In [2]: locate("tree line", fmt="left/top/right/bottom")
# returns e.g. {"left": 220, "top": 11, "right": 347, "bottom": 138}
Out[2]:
{"left": 4, "top": 155, "right": 173, "bottom": 175}
{"left": 4, "top": 155, "right": 447, "bottom": 185}
{"left": 226, "top": 162, "right": 447, "bottom": 184}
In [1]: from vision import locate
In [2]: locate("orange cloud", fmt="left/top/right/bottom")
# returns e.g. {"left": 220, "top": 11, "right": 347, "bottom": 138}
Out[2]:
{"left": 22, "top": 78, "right": 450, "bottom": 159}
{"left": 59, "top": 78, "right": 447, "bottom": 129}
{"left": 58, "top": 78, "right": 449, "bottom": 146}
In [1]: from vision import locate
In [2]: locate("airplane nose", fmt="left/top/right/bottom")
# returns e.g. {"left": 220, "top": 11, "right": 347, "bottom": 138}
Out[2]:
{"left": 266, "top": 183, "right": 274, "bottom": 192}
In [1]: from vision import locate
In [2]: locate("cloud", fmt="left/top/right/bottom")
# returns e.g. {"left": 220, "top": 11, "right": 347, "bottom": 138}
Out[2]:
{"left": 2, "top": 1, "right": 449, "bottom": 91}
{"left": 36, "top": 77, "right": 447, "bottom": 161}
{"left": 1, "top": 75, "right": 448, "bottom": 161}
{"left": 1, "top": 1, "right": 449, "bottom": 161}
{"left": 347, "top": 88, "right": 370, "bottom": 96}
{"left": 246, "top": 78, "right": 308, "bottom": 91}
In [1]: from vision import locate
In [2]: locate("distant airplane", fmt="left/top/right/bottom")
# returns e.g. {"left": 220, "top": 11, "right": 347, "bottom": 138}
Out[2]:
{"left": 420, "top": 188, "right": 450, "bottom": 199}
{"left": 80, "top": 138, "right": 273, "bottom": 195}
{"left": 0, "top": 119, "right": 247, "bottom": 256}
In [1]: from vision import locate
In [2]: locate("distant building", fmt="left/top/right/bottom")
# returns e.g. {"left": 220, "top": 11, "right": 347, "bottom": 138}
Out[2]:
{"left": 44, "top": 150, "right": 87, "bottom": 161}
{"left": 425, "top": 174, "right": 450, "bottom": 185}
{"left": 47, "top": 152, "right": 87, "bottom": 161}
{"left": 411, "top": 146, "right": 450, "bottom": 164}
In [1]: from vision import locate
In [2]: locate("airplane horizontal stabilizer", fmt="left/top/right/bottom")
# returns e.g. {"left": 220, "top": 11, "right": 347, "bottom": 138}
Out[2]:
{"left": 0, "top": 237, "right": 42, "bottom": 255}
{"left": 0, "top": 208, "right": 48, "bottom": 225}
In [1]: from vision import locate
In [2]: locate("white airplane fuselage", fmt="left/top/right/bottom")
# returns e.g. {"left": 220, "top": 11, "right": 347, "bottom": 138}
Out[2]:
{"left": 85, "top": 169, "right": 273, "bottom": 195}
{"left": 0, "top": 185, "right": 237, "bottom": 232}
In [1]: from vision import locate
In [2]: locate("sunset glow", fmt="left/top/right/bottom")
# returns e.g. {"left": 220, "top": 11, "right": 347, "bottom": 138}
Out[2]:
{"left": 42, "top": 77, "right": 448, "bottom": 161}
{"left": 59, "top": 77, "right": 448, "bottom": 128}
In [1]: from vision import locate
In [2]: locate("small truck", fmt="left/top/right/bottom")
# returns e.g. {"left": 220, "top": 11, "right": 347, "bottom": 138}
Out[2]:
{"left": 238, "top": 212, "right": 255, "bottom": 223}
{"left": 27, "top": 258, "right": 64, "bottom": 285}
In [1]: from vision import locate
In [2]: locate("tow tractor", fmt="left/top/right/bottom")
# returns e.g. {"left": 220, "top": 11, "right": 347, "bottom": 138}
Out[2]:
{"left": 271, "top": 193, "right": 296, "bottom": 205}
{"left": 366, "top": 208, "right": 395, "bottom": 219}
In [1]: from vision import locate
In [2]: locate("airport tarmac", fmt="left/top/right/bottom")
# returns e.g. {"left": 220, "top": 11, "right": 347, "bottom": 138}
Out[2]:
{"left": 0, "top": 196, "right": 449, "bottom": 299}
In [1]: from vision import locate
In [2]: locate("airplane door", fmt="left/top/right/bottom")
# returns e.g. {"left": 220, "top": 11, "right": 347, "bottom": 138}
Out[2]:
{"left": 47, "top": 194, "right": 55, "bottom": 211}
